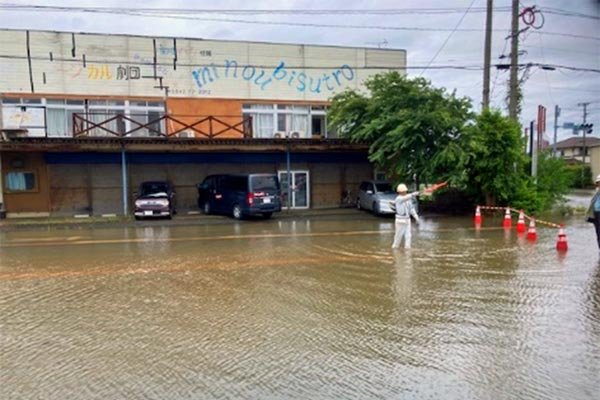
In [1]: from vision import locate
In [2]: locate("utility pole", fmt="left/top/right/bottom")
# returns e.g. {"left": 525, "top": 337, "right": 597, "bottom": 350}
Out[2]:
{"left": 552, "top": 105, "right": 560, "bottom": 156}
{"left": 482, "top": 0, "right": 493, "bottom": 110}
{"left": 578, "top": 102, "right": 590, "bottom": 163}
{"left": 578, "top": 102, "right": 589, "bottom": 185}
{"left": 508, "top": 0, "right": 519, "bottom": 120}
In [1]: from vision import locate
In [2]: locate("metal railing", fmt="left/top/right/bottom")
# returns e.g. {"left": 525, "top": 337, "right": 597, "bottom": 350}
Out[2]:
{"left": 72, "top": 112, "right": 253, "bottom": 139}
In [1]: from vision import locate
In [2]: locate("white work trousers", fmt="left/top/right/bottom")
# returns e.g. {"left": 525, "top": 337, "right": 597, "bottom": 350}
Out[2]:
{"left": 392, "top": 217, "right": 412, "bottom": 249}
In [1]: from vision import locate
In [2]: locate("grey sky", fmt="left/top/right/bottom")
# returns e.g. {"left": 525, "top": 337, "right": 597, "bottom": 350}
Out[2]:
{"left": 0, "top": 0, "right": 598, "bottom": 142}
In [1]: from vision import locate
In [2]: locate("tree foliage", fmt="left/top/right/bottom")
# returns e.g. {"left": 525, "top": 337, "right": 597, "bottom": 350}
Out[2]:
{"left": 465, "top": 109, "right": 528, "bottom": 205}
{"left": 510, "top": 151, "right": 571, "bottom": 212}
{"left": 328, "top": 72, "right": 473, "bottom": 185}
{"left": 328, "top": 71, "right": 570, "bottom": 213}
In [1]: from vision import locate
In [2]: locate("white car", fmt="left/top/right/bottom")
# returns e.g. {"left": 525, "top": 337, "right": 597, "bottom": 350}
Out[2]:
{"left": 357, "top": 180, "right": 419, "bottom": 216}
{"left": 356, "top": 181, "right": 397, "bottom": 215}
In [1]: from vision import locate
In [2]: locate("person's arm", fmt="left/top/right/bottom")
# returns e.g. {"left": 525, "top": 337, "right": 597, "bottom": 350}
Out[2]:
{"left": 410, "top": 202, "right": 420, "bottom": 223}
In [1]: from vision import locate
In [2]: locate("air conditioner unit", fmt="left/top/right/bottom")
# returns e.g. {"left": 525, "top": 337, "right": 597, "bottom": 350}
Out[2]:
{"left": 273, "top": 131, "right": 286, "bottom": 139}
{"left": 178, "top": 130, "right": 195, "bottom": 138}
{"left": 290, "top": 131, "right": 301, "bottom": 138}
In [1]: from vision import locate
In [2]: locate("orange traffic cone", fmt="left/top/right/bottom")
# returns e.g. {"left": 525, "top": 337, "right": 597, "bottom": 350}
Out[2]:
{"left": 503, "top": 207, "right": 512, "bottom": 228}
{"left": 526, "top": 218, "right": 537, "bottom": 241}
{"left": 556, "top": 225, "right": 568, "bottom": 252}
{"left": 474, "top": 206, "right": 482, "bottom": 225}
{"left": 516, "top": 210, "right": 526, "bottom": 233}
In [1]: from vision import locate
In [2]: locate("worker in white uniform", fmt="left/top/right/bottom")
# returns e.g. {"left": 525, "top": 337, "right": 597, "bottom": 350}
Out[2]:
{"left": 391, "top": 183, "right": 420, "bottom": 249}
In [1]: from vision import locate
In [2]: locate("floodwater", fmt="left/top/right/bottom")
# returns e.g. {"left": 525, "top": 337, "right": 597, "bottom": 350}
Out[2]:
{"left": 1, "top": 212, "right": 599, "bottom": 400}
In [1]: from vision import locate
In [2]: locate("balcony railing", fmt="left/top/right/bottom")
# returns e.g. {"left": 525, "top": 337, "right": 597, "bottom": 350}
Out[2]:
{"left": 72, "top": 112, "right": 253, "bottom": 139}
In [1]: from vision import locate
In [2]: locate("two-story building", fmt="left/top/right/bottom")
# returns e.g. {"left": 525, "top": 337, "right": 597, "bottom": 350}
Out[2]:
{"left": 0, "top": 29, "right": 406, "bottom": 217}
{"left": 555, "top": 136, "right": 600, "bottom": 164}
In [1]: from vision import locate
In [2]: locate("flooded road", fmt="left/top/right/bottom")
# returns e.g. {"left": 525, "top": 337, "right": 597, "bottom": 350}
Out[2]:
{"left": 1, "top": 213, "right": 599, "bottom": 399}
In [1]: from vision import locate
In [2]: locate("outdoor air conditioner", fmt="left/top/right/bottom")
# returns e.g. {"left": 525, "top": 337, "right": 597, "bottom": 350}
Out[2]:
{"left": 290, "top": 131, "right": 301, "bottom": 138}
{"left": 273, "top": 131, "right": 285, "bottom": 139}
{"left": 178, "top": 130, "right": 195, "bottom": 138}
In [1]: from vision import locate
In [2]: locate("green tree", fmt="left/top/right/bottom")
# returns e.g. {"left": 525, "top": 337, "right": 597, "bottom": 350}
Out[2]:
{"left": 328, "top": 72, "right": 473, "bottom": 185}
{"left": 512, "top": 150, "right": 571, "bottom": 212}
{"left": 466, "top": 109, "right": 528, "bottom": 206}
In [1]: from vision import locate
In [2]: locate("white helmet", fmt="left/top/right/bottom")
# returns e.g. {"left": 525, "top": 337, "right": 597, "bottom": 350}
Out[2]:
{"left": 396, "top": 183, "right": 408, "bottom": 193}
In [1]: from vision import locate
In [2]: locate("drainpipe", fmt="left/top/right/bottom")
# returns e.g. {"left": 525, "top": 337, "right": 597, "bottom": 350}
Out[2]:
{"left": 0, "top": 152, "right": 5, "bottom": 219}
{"left": 0, "top": 100, "right": 5, "bottom": 218}
{"left": 286, "top": 136, "right": 291, "bottom": 211}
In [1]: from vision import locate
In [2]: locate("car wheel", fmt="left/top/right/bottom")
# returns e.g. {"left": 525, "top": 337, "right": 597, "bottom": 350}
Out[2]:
{"left": 134, "top": 216, "right": 142, "bottom": 221}
{"left": 261, "top": 212, "right": 273, "bottom": 219}
{"left": 373, "top": 202, "right": 380, "bottom": 215}
{"left": 232, "top": 204, "right": 243, "bottom": 220}
{"left": 203, "top": 202, "right": 211, "bottom": 215}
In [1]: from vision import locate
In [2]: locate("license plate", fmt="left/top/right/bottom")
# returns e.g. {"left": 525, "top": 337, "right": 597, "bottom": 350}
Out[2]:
{"left": 263, "top": 197, "right": 271, "bottom": 204}
{"left": 144, "top": 210, "right": 153, "bottom": 216}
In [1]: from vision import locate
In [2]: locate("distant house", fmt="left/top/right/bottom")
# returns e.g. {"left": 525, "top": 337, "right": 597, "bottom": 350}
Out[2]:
{"left": 555, "top": 136, "right": 600, "bottom": 164}
{"left": 590, "top": 143, "right": 600, "bottom": 181}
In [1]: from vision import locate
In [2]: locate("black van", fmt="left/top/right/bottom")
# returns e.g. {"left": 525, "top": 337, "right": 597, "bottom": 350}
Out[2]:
{"left": 197, "top": 174, "right": 282, "bottom": 219}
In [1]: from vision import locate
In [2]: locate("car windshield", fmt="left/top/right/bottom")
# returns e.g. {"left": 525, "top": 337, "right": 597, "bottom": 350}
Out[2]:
{"left": 141, "top": 183, "right": 169, "bottom": 196}
{"left": 375, "top": 183, "right": 393, "bottom": 193}
{"left": 250, "top": 175, "right": 279, "bottom": 191}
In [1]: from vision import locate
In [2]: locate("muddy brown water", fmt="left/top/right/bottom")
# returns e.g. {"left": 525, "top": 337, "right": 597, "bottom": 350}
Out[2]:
{"left": 1, "top": 214, "right": 599, "bottom": 399}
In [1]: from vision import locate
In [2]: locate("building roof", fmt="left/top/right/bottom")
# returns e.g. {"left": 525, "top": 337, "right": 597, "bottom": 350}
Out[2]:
{"left": 555, "top": 136, "right": 600, "bottom": 149}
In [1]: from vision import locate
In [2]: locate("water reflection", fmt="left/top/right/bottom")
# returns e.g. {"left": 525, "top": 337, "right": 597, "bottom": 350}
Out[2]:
{"left": 0, "top": 214, "right": 598, "bottom": 399}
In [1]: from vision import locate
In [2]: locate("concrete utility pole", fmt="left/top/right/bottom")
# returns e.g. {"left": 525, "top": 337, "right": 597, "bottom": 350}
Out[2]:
{"left": 482, "top": 0, "right": 493, "bottom": 110}
{"left": 553, "top": 105, "right": 560, "bottom": 156}
{"left": 508, "top": 0, "right": 519, "bottom": 120}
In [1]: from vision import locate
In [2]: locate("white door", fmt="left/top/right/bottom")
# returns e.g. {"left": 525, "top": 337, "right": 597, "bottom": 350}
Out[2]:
{"left": 278, "top": 170, "right": 310, "bottom": 209}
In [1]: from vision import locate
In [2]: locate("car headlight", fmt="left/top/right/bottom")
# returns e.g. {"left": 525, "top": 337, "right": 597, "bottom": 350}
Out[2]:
{"left": 156, "top": 199, "right": 169, "bottom": 207}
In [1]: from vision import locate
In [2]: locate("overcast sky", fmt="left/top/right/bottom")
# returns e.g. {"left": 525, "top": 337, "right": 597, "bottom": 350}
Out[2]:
{"left": 0, "top": 0, "right": 598, "bottom": 142}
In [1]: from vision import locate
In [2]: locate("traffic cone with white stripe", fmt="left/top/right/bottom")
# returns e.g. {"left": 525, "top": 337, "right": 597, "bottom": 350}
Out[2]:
{"left": 503, "top": 207, "right": 512, "bottom": 228}
{"left": 526, "top": 218, "right": 537, "bottom": 241}
{"left": 474, "top": 206, "right": 482, "bottom": 226}
{"left": 516, "top": 210, "right": 526, "bottom": 233}
{"left": 556, "top": 225, "right": 568, "bottom": 252}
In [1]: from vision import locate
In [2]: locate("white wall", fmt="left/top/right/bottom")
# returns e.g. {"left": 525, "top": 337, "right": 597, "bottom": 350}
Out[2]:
{"left": 590, "top": 146, "right": 600, "bottom": 181}
{"left": 0, "top": 29, "right": 406, "bottom": 101}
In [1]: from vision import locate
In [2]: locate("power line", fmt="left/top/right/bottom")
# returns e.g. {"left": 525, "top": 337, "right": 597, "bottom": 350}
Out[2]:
{"left": 0, "top": 54, "right": 597, "bottom": 74}
{"left": 543, "top": 7, "right": 600, "bottom": 21}
{"left": 0, "top": 4, "right": 514, "bottom": 15}
{"left": 419, "top": 0, "right": 477, "bottom": 77}
{"left": 1, "top": 4, "right": 598, "bottom": 20}
{"left": 1, "top": 5, "right": 598, "bottom": 40}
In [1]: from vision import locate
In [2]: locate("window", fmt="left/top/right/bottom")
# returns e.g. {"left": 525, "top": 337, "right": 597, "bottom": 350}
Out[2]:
{"left": 251, "top": 175, "right": 279, "bottom": 191}
{"left": 2, "top": 97, "right": 165, "bottom": 137}
{"left": 374, "top": 171, "right": 387, "bottom": 181}
{"left": 375, "top": 183, "right": 393, "bottom": 193}
{"left": 5, "top": 171, "right": 36, "bottom": 192}
{"left": 242, "top": 103, "right": 322, "bottom": 138}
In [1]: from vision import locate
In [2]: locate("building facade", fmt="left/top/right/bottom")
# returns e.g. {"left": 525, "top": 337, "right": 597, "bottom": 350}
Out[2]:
{"left": 0, "top": 29, "right": 406, "bottom": 217}
{"left": 555, "top": 136, "right": 600, "bottom": 164}
{"left": 590, "top": 145, "right": 600, "bottom": 182}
